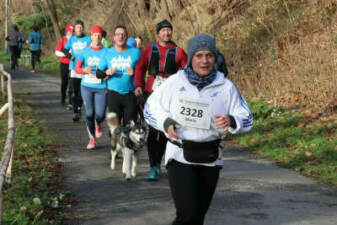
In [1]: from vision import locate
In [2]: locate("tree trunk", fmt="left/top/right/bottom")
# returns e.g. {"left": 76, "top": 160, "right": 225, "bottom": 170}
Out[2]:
{"left": 49, "top": 0, "right": 59, "bottom": 22}
{"left": 44, "top": 0, "right": 61, "bottom": 40}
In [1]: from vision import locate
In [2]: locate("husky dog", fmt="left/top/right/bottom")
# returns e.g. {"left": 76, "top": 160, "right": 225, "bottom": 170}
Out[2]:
{"left": 106, "top": 112, "right": 146, "bottom": 180}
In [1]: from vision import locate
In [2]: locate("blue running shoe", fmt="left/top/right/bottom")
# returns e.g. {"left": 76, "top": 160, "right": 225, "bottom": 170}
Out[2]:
{"left": 155, "top": 164, "right": 161, "bottom": 176}
{"left": 147, "top": 167, "right": 157, "bottom": 181}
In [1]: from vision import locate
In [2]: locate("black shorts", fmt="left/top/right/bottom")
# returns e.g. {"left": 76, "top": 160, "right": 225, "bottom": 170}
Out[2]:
{"left": 107, "top": 90, "right": 137, "bottom": 125}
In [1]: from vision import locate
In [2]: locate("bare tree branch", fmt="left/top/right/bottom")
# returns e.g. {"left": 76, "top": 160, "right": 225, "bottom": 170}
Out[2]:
{"left": 43, "top": 0, "right": 61, "bottom": 40}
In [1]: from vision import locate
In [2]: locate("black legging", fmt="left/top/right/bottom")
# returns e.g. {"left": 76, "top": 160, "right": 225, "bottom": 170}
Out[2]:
{"left": 144, "top": 91, "right": 167, "bottom": 167}
{"left": 71, "top": 77, "right": 82, "bottom": 113}
{"left": 147, "top": 126, "right": 167, "bottom": 167}
{"left": 9, "top": 46, "right": 19, "bottom": 70}
{"left": 30, "top": 50, "right": 41, "bottom": 70}
{"left": 107, "top": 90, "right": 137, "bottom": 126}
{"left": 167, "top": 160, "right": 220, "bottom": 225}
{"left": 60, "top": 63, "right": 72, "bottom": 104}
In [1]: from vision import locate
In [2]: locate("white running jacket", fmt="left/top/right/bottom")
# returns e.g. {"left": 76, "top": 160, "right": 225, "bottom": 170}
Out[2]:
{"left": 144, "top": 70, "right": 253, "bottom": 167}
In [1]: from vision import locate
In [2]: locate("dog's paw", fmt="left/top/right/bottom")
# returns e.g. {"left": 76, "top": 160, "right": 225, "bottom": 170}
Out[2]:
{"left": 110, "top": 164, "right": 115, "bottom": 170}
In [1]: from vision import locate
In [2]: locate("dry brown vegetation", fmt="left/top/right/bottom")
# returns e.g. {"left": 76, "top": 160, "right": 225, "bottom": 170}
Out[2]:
{"left": 219, "top": 0, "right": 337, "bottom": 117}
{"left": 1, "top": 0, "right": 336, "bottom": 115}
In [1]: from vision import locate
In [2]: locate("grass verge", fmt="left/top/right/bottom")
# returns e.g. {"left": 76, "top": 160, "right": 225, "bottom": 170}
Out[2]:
{"left": 230, "top": 100, "right": 337, "bottom": 186}
{"left": 0, "top": 97, "right": 71, "bottom": 224}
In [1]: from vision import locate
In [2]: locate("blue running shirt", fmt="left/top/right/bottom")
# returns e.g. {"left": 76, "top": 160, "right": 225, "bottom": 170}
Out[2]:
{"left": 99, "top": 47, "right": 141, "bottom": 94}
{"left": 28, "top": 32, "right": 43, "bottom": 51}
{"left": 65, "top": 35, "right": 92, "bottom": 70}
{"left": 78, "top": 46, "right": 107, "bottom": 89}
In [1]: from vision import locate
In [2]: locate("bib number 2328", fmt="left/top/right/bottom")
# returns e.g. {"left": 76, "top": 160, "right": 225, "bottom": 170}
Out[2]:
{"left": 173, "top": 96, "right": 212, "bottom": 130}
{"left": 180, "top": 107, "right": 204, "bottom": 118}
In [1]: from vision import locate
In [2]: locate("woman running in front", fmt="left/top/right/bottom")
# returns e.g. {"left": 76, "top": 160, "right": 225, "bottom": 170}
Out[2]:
{"left": 74, "top": 25, "right": 107, "bottom": 149}
{"left": 144, "top": 34, "right": 253, "bottom": 225}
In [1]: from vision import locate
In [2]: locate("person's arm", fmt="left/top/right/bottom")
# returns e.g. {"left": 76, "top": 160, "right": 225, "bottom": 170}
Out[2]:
{"left": 127, "top": 48, "right": 141, "bottom": 76}
{"left": 224, "top": 82, "right": 253, "bottom": 134}
{"left": 63, "top": 38, "right": 73, "bottom": 59}
{"left": 177, "top": 47, "right": 188, "bottom": 69}
{"left": 134, "top": 45, "right": 151, "bottom": 88}
{"left": 55, "top": 38, "right": 66, "bottom": 57}
{"left": 55, "top": 51, "right": 66, "bottom": 57}
{"left": 97, "top": 56, "right": 108, "bottom": 79}
{"left": 28, "top": 33, "right": 33, "bottom": 44}
{"left": 74, "top": 59, "right": 85, "bottom": 74}
{"left": 40, "top": 34, "right": 44, "bottom": 45}
{"left": 143, "top": 77, "right": 175, "bottom": 133}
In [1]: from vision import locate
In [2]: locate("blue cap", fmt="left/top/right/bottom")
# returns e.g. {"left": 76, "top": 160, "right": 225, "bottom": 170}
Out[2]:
{"left": 127, "top": 38, "right": 137, "bottom": 48}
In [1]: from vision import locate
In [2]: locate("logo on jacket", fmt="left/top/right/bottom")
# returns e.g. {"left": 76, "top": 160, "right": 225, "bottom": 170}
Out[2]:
{"left": 179, "top": 86, "right": 186, "bottom": 92}
{"left": 210, "top": 92, "right": 219, "bottom": 98}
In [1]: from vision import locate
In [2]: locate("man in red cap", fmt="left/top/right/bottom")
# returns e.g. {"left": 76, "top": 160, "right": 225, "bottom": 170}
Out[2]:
{"left": 134, "top": 19, "right": 187, "bottom": 180}
{"left": 55, "top": 24, "right": 74, "bottom": 108}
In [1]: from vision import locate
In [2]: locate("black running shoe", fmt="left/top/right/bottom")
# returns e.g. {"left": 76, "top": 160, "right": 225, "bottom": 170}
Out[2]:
{"left": 72, "top": 113, "right": 80, "bottom": 122}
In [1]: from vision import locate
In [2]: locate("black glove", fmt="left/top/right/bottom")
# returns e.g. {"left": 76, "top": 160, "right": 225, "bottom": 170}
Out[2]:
{"left": 62, "top": 49, "right": 72, "bottom": 59}
{"left": 96, "top": 69, "right": 107, "bottom": 79}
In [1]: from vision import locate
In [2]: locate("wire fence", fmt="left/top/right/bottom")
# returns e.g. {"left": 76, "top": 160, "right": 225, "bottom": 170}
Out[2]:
{"left": 0, "top": 64, "right": 15, "bottom": 225}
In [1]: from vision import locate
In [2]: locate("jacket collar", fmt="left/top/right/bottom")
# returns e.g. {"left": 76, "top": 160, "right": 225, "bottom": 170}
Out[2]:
{"left": 178, "top": 70, "right": 227, "bottom": 90}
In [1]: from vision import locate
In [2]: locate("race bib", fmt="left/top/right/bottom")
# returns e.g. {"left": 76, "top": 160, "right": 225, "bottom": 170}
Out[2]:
{"left": 70, "top": 70, "right": 82, "bottom": 78}
{"left": 84, "top": 73, "right": 101, "bottom": 84}
{"left": 172, "top": 96, "right": 212, "bottom": 129}
{"left": 152, "top": 76, "right": 167, "bottom": 91}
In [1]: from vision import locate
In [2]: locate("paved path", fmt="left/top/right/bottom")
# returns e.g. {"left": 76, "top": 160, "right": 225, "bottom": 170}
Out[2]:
{"left": 7, "top": 67, "right": 337, "bottom": 225}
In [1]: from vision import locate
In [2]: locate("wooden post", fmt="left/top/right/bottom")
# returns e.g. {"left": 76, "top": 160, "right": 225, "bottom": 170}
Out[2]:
{"left": 5, "top": 147, "right": 14, "bottom": 184}
{"left": 0, "top": 64, "right": 5, "bottom": 100}
{"left": 0, "top": 103, "right": 9, "bottom": 117}
{"left": 0, "top": 70, "right": 15, "bottom": 224}
{"left": 1, "top": 75, "right": 5, "bottom": 100}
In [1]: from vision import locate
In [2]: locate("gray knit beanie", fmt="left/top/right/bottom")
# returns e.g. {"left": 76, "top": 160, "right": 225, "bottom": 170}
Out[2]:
{"left": 187, "top": 34, "right": 217, "bottom": 66}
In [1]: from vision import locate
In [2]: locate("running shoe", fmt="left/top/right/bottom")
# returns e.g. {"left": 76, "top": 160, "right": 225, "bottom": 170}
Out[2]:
{"left": 66, "top": 104, "right": 73, "bottom": 111}
{"left": 95, "top": 122, "right": 103, "bottom": 138}
{"left": 72, "top": 113, "right": 80, "bottom": 122}
{"left": 147, "top": 167, "right": 157, "bottom": 181}
{"left": 155, "top": 164, "right": 161, "bottom": 176}
{"left": 87, "top": 138, "right": 96, "bottom": 150}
